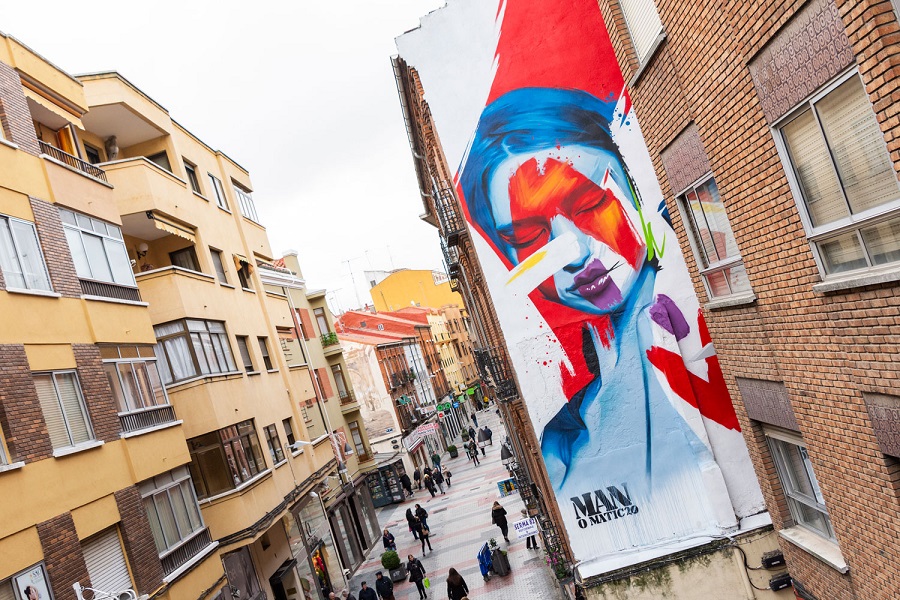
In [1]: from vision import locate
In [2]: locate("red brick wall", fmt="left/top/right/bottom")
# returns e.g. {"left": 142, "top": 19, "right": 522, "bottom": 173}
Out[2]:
{"left": 29, "top": 197, "right": 82, "bottom": 298}
{"left": 114, "top": 486, "right": 164, "bottom": 594}
{"left": 73, "top": 344, "right": 120, "bottom": 442}
{"left": 596, "top": 0, "right": 900, "bottom": 597}
{"left": 37, "top": 513, "right": 91, "bottom": 600}
{"left": 0, "top": 62, "right": 41, "bottom": 155}
{"left": 0, "top": 344, "right": 53, "bottom": 462}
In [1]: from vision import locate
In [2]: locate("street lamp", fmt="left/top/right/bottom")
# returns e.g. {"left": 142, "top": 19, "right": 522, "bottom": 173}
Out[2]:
{"left": 309, "top": 490, "right": 349, "bottom": 592}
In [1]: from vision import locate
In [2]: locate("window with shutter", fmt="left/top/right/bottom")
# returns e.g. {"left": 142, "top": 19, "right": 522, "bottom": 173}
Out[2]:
{"left": 34, "top": 371, "right": 94, "bottom": 450}
{"left": 778, "top": 72, "right": 900, "bottom": 276}
{"left": 82, "top": 528, "right": 132, "bottom": 595}
{"left": 619, "top": 0, "right": 664, "bottom": 63}
{"left": 0, "top": 579, "right": 15, "bottom": 600}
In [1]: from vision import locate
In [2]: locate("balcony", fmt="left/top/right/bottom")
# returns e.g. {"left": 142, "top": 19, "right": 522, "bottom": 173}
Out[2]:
{"left": 39, "top": 141, "right": 108, "bottom": 182}
{"left": 339, "top": 390, "right": 356, "bottom": 405}
{"left": 160, "top": 528, "right": 214, "bottom": 576}
{"left": 474, "top": 346, "right": 517, "bottom": 401}
{"left": 435, "top": 187, "right": 466, "bottom": 246}
{"left": 119, "top": 404, "right": 177, "bottom": 434}
{"left": 80, "top": 278, "right": 142, "bottom": 302}
{"left": 104, "top": 157, "right": 195, "bottom": 228}
{"left": 321, "top": 331, "right": 339, "bottom": 347}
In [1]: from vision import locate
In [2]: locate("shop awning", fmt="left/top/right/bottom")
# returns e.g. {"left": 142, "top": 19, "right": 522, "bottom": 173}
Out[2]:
{"left": 23, "top": 85, "right": 85, "bottom": 130}
{"left": 147, "top": 211, "right": 196, "bottom": 243}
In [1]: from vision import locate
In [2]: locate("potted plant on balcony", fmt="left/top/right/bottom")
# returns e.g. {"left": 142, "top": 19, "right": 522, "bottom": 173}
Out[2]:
{"left": 381, "top": 550, "right": 407, "bottom": 582}
{"left": 447, "top": 444, "right": 458, "bottom": 458}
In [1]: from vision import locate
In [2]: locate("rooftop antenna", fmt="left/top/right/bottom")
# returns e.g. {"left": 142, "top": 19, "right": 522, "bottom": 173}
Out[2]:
{"left": 342, "top": 258, "right": 363, "bottom": 309}
{"left": 387, "top": 245, "right": 396, "bottom": 270}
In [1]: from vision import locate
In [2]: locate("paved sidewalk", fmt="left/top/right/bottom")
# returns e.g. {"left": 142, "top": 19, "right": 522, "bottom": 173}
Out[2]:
{"left": 347, "top": 408, "right": 565, "bottom": 600}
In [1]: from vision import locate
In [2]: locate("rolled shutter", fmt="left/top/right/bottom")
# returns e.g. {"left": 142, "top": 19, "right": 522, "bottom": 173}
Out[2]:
{"left": 0, "top": 580, "right": 15, "bottom": 600}
{"left": 82, "top": 528, "right": 132, "bottom": 595}
{"left": 619, "top": 0, "right": 664, "bottom": 62}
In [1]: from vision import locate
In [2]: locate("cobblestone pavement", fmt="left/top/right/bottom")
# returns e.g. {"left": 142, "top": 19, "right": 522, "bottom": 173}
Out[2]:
{"left": 347, "top": 408, "right": 565, "bottom": 600}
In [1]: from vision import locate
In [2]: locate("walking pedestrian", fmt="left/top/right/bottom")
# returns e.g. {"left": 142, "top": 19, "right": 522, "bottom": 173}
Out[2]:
{"left": 433, "top": 468, "right": 445, "bottom": 495}
{"left": 406, "top": 554, "right": 428, "bottom": 600}
{"left": 444, "top": 468, "right": 452, "bottom": 487}
{"left": 446, "top": 568, "right": 469, "bottom": 600}
{"left": 410, "top": 516, "right": 433, "bottom": 554}
{"left": 406, "top": 508, "right": 420, "bottom": 540}
{"left": 467, "top": 439, "right": 480, "bottom": 466}
{"left": 467, "top": 426, "right": 476, "bottom": 441}
{"left": 415, "top": 503, "right": 429, "bottom": 530}
{"left": 414, "top": 468, "right": 422, "bottom": 490}
{"left": 358, "top": 582, "right": 377, "bottom": 600}
{"left": 521, "top": 509, "right": 539, "bottom": 549}
{"left": 341, "top": 590, "right": 357, "bottom": 600}
{"left": 423, "top": 474, "right": 436, "bottom": 498}
{"left": 472, "top": 412, "right": 479, "bottom": 428}
{"left": 375, "top": 572, "right": 394, "bottom": 600}
{"left": 431, "top": 451, "right": 441, "bottom": 469}
{"left": 492, "top": 500, "right": 510, "bottom": 543}
{"left": 476, "top": 427, "right": 489, "bottom": 456}
{"left": 382, "top": 528, "right": 396, "bottom": 551}
{"left": 400, "top": 472, "right": 413, "bottom": 497}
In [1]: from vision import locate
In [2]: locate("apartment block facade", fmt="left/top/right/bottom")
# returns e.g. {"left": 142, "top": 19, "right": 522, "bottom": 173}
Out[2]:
{"left": 595, "top": 0, "right": 900, "bottom": 598}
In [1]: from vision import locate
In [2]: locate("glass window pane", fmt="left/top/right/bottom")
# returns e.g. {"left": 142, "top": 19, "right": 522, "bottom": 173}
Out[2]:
{"left": 34, "top": 373, "right": 69, "bottom": 448}
{"left": 118, "top": 363, "right": 140, "bottom": 411}
{"left": 211, "top": 250, "right": 228, "bottom": 283}
{"left": 219, "top": 335, "right": 236, "bottom": 371}
{"left": 191, "top": 334, "right": 211, "bottom": 375}
{"left": 782, "top": 109, "right": 849, "bottom": 227}
{"left": 818, "top": 231, "right": 868, "bottom": 274}
{"left": 155, "top": 321, "right": 185, "bottom": 337}
{"left": 164, "top": 336, "right": 197, "bottom": 381}
{"left": 210, "top": 335, "right": 228, "bottom": 373}
{"left": 104, "top": 363, "right": 127, "bottom": 412}
{"left": 186, "top": 319, "right": 207, "bottom": 332}
{"left": 816, "top": 76, "right": 900, "bottom": 215}
{"left": 105, "top": 238, "right": 135, "bottom": 285}
{"left": 82, "top": 233, "right": 113, "bottom": 282}
{"left": 685, "top": 189, "right": 717, "bottom": 265}
{"left": 133, "top": 362, "right": 157, "bottom": 409}
{"left": 861, "top": 217, "right": 900, "bottom": 266}
{"left": 56, "top": 373, "right": 91, "bottom": 444}
{"left": 792, "top": 499, "right": 833, "bottom": 538}
{"left": 207, "top": 321, "right": 226, "bottom": 334}
{"left": 237, "top": 337, "right": 253, "bottom": 370}
{"left": 65, "top": 227, "right": 92, "bottom": 279}
{"left": 144, "top": 361, "right": 167, "bottom": 406}
{"left": 154, "top": 344, "right": 172, "bottom": 384}
{"left": 200, "top": 333, "right": 220, "bottom": 373}
{"left": 195, "top": 446, "right": 233, "bottom": 496}
{"left": 704, "top": 269, "right": 732, "bottom": 298}
{"left": 153, "top": 493, "right": 180, "bottom": 549}
{"left": 143, "top": 497, "right": 166, "bottom": 553}
{"left": 180, "top": 481, "right": 203, "bottom": 529}
{"left": 695, "top": 179, "right": 740, "bottom": 263}
{"left": 59, "top": 208, "right": 76, "bottom": 226}
{"left": 0, "top": 219, "right": 26, "bottom": 288}
{"left": 10, "top": 220, "right": 50, "bottom": 290}
{"left": 167, "top": 486, "right": 192, "bottom": 537}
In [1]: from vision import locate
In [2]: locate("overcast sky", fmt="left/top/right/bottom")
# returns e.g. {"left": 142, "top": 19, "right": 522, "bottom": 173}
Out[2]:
{"left": 3, "top": 0, "right": 445, "bottom": 313}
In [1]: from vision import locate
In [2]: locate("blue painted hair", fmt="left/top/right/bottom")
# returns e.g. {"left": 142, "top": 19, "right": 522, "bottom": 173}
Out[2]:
{"left": 460, "top": 87, "right": 639, "bottom": 262}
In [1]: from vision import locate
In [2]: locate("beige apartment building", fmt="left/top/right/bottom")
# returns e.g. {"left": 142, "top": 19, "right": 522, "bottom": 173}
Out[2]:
{"left": 0, "top": 33, "right": 375, "bottom": 600}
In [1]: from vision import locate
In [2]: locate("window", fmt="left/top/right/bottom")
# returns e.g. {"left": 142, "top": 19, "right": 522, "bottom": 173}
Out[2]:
{"left": 101, "top": 345, "right": 169, "bottom": 413}
{"left": 359, "top": 320, "right": 367, "bottom": 329}
{"left": 377, "top": 324, "right": 384, "bottom": 331}
{"left": 314, "top": 307, "right": 330, "bottom": 335}
{"left": 184, "top": 161, "right": 201, "bottom": 194}
{"left": 60, "top": 208, "right": 135, "bottom": 287}
{"left": 679, "top": 176, "right": 750, "bottom": 298}
{"left": 153, "top": 319, "right": 237, "bottom": 385}
{"left": 84, "top": 144, "right": 102, "bottom": 165}
{"left": 237, "top": 260, "right": 252, "bottom": 289}
{"left": 331, "top": 364, "right": 349, "bottom": 400}
{"left": 619, "top": 0, "right": 664, "bottom": 63}
{"left": 348, "top": 420, "right": 366, "bottom": 457}
{"left": 210, "top": 248, "right": 228, "bottom": 284}
{"left": 0, "top": 215, "right": 52, "bottom": 291}
{"left": 263, "top": 424, "right": 285, "bottom": 464}
{"left": 300, "top": 403, "right": 310, "bottom": 422}
{"left": 33, "top": 371, "right": 94, "bottom": 450}
{"left": 232, "top": 182, "right": 259, "bottom": 223}
{"left": 779, "top": 73, "right": 900, "bottom": 275}
{"left": 140, "top": 465, "right": 206, "bottom": 557}
{"left": 147, "top": 151, "right": 172, "bottom": 172}
{"left": 278, "top": 327, "right": 306, "bottom": 366}
{"left": 282, "top": 418, "right": 296, "bottom": 446}
{"left": 208, "top": 174, "right": 229, "bottom": 210}
{"left": 236, "top": 336, "right": 254, "bottom": 371}
{"left": 169, "top": 247, "right": 201, "bottom": 272}
{"left": 258, "top": 337, "right": 273, "bottom": 370}
{"left": 767, "top": 430, "right": 835, "bottom": 540}
{"left": 187, "top": 420, "right": 265, "bottom": 499}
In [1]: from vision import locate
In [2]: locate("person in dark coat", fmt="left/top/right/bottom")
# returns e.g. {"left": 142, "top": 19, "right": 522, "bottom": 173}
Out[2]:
{"left": 467, "top": 439, "right": 480, "bottom": 465}
{"left": 492, "top": 500, "right": 510, "bottom": 542}
{"left": 410, "top": 516, "right": 433, "bottom": 554}
{"left": 433, "top": 468, "right": 445, "bottom": 494}
{"left": 374, "top": 572, "right": 394, "bottom": 600}
{"left": 446, "top": 568, "right": 469, "bottom": 600}
{"left": 467, "top": 426, "right": 476, "bottom": 441}
{"left": 413, "top": 468, "right": 422, "bottom": 490}
{"left": 521, "top": 508, "right": 539, "bottom": 549}
{"left": 400, "top": 472, "right": 413, "bottom": 497}
{"left": 423, "top": 473, "right": 436, "bottom": 498}
{"left": 382, "top": 528, "right": 396, "bottom": 551}
{"left": 406, "top": 508, "right": 419, "bottom": 540}
{"left": 358, "top": 582, "right": 377, "bottom": 600}
{"left": 472, "top": 412, "right": 479, "bottom": 428}
{"left": 476, "top": 428, "right": 489, "bottom": 456}
{"left": 406, "top": 554, "right": 428, "bottom": 600}
{"left": 414, "top": 504, "right": 429, "bottom": 531}
{"left": 431, "top": 452, "right": 441, "bottom": 469}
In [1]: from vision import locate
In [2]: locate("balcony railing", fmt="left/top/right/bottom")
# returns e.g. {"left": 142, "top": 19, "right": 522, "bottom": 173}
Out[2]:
{"left": 435, "top": 187, "right": 466, "bottom": 246}
{"left": 320, "top": 331, "right": 339, "bottom": 347}
{"left": 339, "top": 390, "right": 356, "bottom": 405}
{"left": 160, "top": 528, "right": 213, "bottom": 576}
{"left": 80, "top": 279, "right": 142, "bottom": 302}
{"left": 474, "top": 346, "right": 517, "bottom": 401}
{"left": 39, "top": 141, "right": 108, "bottom": 183}
{"left": 119, "top": 405, "right": 177, "bottom": 434}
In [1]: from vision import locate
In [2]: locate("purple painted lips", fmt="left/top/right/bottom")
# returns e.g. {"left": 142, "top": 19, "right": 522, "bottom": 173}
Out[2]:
{"left": 568, "top": 259, "right": 623, "bottom": 309}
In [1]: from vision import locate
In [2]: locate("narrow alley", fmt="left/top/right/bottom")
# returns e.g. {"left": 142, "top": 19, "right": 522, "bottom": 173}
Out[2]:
{"left": 348, "top": 408, "right": 565, "bottom": 599}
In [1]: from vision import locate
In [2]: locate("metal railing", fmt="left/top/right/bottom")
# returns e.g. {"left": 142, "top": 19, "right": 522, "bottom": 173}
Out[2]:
{"left": 80, "top": 279, "right": 142, "bottom": 302}
{"left": 119, "top": 405, "right": 177, "bottom": 433}
{"left": 160, "top": 528, "right": 213, "bottom": 576}
{"left": 320, "top": 331, "right": 340, "bottom": 347}
{"left": 435, "top": 187, "right": 466, "bottom": 246}
{"left": 474, "top": 346, "right": 517, "bottom": 401}
{"left": 39, "top": 141, "right": 108, "bottom": 182}
{"left": 339, "top": 390, "right": 356, "bottom": 405}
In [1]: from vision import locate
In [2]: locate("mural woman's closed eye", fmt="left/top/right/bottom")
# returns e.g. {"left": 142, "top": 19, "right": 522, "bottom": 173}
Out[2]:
{"left": 498, "top": 221, "right": 548, "bottom": 251}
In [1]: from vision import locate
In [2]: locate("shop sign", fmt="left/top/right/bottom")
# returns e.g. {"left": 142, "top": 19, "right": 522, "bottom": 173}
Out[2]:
{"left": 497, "top": 478, "right": 518, "bottom": 497}
{"left": 513, "top": 517, "right": 538, "bottom": 539}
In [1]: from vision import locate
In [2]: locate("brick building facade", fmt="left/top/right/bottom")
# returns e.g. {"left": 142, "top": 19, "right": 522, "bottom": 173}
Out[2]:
{"left": 596, "top": 0, "right": 900, "bottom": 597}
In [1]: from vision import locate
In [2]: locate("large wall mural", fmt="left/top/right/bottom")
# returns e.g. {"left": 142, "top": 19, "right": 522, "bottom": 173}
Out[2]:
{"left": 397, "top": 0, "right": 765, "bottom": 566}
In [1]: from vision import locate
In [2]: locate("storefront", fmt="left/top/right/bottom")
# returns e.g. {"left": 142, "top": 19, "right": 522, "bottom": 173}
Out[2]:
{"left": 280, "top": 497, "right": 345, "bottom": 600}
{"left": 367, "top": 457, "right": 408, "bottom": 507}
{"left": 325, "top": 475, "right": 381, "bottom": 573}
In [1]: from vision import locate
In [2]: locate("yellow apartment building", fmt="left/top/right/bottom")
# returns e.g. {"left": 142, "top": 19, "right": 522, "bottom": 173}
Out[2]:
{"left": 426, "top": 306, "right": 482, "bottom": 409}
{"left": 367, "top": 268, "right": 462, "bottom": 312}
{"left": 0, "top": 33, "right": 376, "bottom": 600}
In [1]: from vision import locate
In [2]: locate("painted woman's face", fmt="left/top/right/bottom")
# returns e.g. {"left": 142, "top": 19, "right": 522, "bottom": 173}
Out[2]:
{"left": 488, "top": 146, "right": 647, "bottom": 314}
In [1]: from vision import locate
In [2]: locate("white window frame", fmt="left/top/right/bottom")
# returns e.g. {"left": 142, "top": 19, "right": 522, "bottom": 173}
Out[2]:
{"left": 0, "top": 215, "right": 52, "bottom": 292}
{"left": 34, "top": 370, "right": 95, "bottom": 450}
{"left": 139, "top": 465, "right": 207, "bottom": 558}
{"left": 675, "top": 174, "right": 752, "bottom": 300}
{"left": 619, "top": 0, "right": 664, "bottom": 64}
{"left": 153, "top": 318, "right": 238, "bottom": 385}
{"left": 208, "top": 174, "right": 229, "bottom": 211}
{"left": 773, "top": 69, "right": 900, "bottom": 279}
{"left": 59, "top": 208, "right": 136, "bottom": 288}
{"left": 101, "top": 346, "right": 171, "bottom": 415}
{"left": 765, "top": 428, "right": 836, "bottom": 542}
{"left": 232, "top": 182, "right": 259, "bottom": 223}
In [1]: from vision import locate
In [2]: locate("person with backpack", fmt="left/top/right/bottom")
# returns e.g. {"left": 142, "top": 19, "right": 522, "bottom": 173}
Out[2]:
{"left": 446, "top": 568, "right": 469, "bottom": 600}
{"left": 491, "top": 500, "right": 510, "bottom": 543}
{"left": 406, "top": 554, "right": 428, "bottom": 600}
